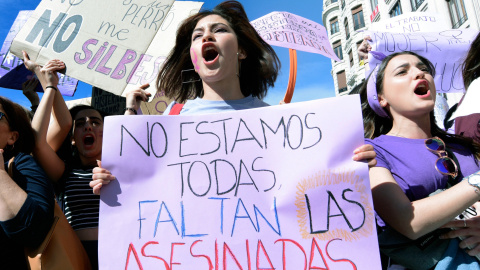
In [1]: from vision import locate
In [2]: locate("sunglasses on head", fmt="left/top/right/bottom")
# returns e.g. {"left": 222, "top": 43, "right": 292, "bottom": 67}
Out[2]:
{"left": 0, "top": 112, "right": 8, "bottom": 123}
{"left": 425, "top": 137, "right": 458, "bottom": 179}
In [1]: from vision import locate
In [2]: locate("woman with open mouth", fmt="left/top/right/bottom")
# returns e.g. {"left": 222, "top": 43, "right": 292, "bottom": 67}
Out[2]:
{"left": 361, "top": 51, "right": 480, "bottom": 270}
{"left": 23, "top": 51, "right": 103, "bottom": 269}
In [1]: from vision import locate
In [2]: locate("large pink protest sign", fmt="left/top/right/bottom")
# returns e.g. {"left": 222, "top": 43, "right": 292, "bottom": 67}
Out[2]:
{"left": 366, "top": 29, "right": 479, "bottom": 93}
{"left": 0, "top": 10, "right": 78, "bottom": 96}
{"left": 251, "top": 12, "right": 340, "bottom": 61}
{"left": 99, "top": 96, "right": 381, "bottom": 269}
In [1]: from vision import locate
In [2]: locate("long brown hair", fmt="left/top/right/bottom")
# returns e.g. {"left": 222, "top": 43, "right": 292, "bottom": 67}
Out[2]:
{"left": 360, "top": 51, "right": 480, "bottom": 159}
{"left": 0, "top": 97, "right": 35, "bottom": 160}
{"left": 462, "top": 32, "right": 480, "bottom": 90}
{"left": 157, "top": 0, "right": 280, "bottom": 103}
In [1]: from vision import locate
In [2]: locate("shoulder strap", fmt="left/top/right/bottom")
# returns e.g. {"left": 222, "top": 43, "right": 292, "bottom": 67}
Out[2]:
{"left": 169, "top": 103, "right": 184, "bottom": 115}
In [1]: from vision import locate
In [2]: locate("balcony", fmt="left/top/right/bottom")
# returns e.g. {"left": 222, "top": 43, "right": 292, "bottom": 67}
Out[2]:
{"left": 452, "top": 15, "right": 468, "bottom": 29}
{"left": 324, "top": 0, "right": 338, "bottom": 6}
{"left": 347, "top": 68, "right": 357, "bottom": 86}
{"left": 411, "top": 0, "right": 425, "bottom": 12}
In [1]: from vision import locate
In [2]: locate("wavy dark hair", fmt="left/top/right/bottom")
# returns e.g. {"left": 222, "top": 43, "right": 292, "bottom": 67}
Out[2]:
{"left": 462, "top": 32, "right": 480, "bottom": 90}
{"left": 57, "top": 105, "right": 107, "bottom": 167}
{"left": 0, "top": 97, "right": 35, "bottom": 161}
{"left": 157, "top": 0, "right": 280, "bottom": 103}
{"left": 360, "top": 51, "right": 480, "bottom": 159}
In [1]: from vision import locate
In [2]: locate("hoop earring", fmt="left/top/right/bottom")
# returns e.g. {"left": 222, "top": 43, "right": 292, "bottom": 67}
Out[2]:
{"left": 181, "top": 69, "right": 201, "bottom": 84}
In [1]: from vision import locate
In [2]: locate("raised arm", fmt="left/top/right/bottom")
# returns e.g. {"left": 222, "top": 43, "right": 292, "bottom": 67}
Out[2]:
{"left": 371, "top": 166, "right": 480, "bottom": 240}
{"left": 124, "top": 83, "right": 151, "bottom": 115}
{"left": 24, "top": 51, "right": 70, "bottom": 182}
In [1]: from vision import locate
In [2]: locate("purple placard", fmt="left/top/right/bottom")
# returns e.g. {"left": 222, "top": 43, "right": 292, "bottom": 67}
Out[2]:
{"left": 366, "top": 29, "right": 479, "bottom": 93}
{"left": 98, "top": 96, "right": 381, "bottom": 269}
{"left": 0, "top": 10, "right": 78, "bottom": 96}
{"left": 251, "top": 12, "right": 340, "bottom": 61}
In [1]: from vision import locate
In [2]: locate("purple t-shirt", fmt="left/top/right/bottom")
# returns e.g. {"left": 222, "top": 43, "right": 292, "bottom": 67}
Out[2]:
{"left": 366, "top": 135, "right": 480, "bottom": 227}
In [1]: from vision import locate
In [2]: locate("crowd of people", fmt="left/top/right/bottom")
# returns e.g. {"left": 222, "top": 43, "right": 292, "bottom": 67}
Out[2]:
{"left": 1, "top": 1, "right": 480, "bottom": 269}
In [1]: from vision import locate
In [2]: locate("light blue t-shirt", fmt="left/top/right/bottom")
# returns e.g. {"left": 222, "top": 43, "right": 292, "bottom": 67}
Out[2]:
{"left": 163, "top": 96, "right": 269, "bottom": 115}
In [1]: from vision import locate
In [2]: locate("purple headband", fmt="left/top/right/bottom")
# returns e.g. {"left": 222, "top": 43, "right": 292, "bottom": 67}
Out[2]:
{"left": 366, "top": 51, "right": 390, "bottom": 118}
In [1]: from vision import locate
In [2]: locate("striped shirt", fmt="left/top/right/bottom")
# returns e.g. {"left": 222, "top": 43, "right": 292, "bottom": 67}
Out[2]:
{"left": 63, "top": 168, "right": 99, "bottom": 230}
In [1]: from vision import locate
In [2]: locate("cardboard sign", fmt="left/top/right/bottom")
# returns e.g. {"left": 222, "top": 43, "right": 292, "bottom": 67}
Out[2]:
{"left": 139, "top": 89, "right": 174, "bottom": 115}
{"left": 369, "top": 12, "right": 448, "bottom": 33}
{"left": 99, "top": 95, "right": 382, "bottom": 269}
{"left": 366, "top": 29, "right": 479, "bottom": 93}
{"left": 10, "top": 0, "right": 203, "bottom": 98}
{"left": 251, "top": 12, "right": 340, "bottom": 61}
{"left": 91, "top": 87, "right": 126, "bottom": 115}
{"left": 0, "top": 10, "right": 78, "bottom": 96}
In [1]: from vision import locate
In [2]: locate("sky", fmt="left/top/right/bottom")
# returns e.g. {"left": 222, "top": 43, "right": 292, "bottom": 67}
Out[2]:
{"left": 0, "top": 0, "right": 336, "bottom": 108}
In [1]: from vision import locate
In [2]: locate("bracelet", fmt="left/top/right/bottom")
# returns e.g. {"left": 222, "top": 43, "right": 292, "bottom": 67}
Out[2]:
{"left": 45, "top": 86, "right": 58, "bottom": 91}
{"left": 124, "top": 107, "right": 137, "bottom": 115}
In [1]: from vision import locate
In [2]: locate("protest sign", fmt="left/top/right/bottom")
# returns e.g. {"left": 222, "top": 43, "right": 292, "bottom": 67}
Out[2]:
{"left": 98, "top": 95, "right": 381, "bottom": 269}
{"left": 10, "top": 0, "right": 203, "bottom": 98}
{"left": 91, "top": 87, "right": 126, "bottom": 115}
{"left": 251, "top": 12, "right": 340, "bottom": 61}
{"left": 366, "top": 29, "right": 479, "bottom": 93}
{"left": 0, "top": 10, "right": 78, "bottom": 96}
{"left": 139, "top": 89, "right": 174, "bottom": 115}
{"left": 369, "top": 12, "right": 448, "bottom": 33}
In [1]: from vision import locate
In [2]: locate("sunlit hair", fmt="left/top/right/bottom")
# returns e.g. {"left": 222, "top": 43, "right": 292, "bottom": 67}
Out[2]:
{"left": 462, "top": 32, "right": 480, "bottom": 90}
{"left": 0, "top": 96, "right": 35, "bottom": 160}
{"left": 157, "top": 0, "right": 280, "bottom": 103}
{"left": 359, "top": 51, "right": 480, "bottom": 159}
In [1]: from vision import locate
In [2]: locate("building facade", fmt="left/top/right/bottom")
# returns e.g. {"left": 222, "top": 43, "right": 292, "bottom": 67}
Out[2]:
{"left": 323, "top": 0, "right": 480, "bottom": 97}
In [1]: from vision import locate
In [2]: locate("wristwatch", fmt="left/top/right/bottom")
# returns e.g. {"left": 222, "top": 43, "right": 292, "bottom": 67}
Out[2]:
{"left": 467, "top": 172, "right": 480, "bottom": 193}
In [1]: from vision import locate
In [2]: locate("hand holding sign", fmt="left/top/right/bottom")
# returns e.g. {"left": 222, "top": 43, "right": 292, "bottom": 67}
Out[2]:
{"left": 91, "top": 160, "right": 115, "bottom": 195}
{"left": 23, "top": 51, "right": 65, "bottom": 90}
{"left": 125, "top": 83, "right": 151, "bottom": 115}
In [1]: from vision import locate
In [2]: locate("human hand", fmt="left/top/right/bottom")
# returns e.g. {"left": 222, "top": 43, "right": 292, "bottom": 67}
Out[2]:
{"left": 353, "top": 144, "right": 377, "bottom": 167}
{"left": 23, "top": 51, "right": 65, "bottom": 87}
{"left": 22, "top": 50, "right": 41, "bottom": 72}
{"left": 125, "top": 83, "right": 151, "bottom": 114}
{"left": 440, "top": 216, "right": 480, "bottom": 256}
{"left": 90, "top": 160, "right": 116, "bottom": 195}
{"left": 22, "top": 78, "right": 40, "bottom": 106}
{"left": 358, "top": 36, "right": 372, "bottom": 60}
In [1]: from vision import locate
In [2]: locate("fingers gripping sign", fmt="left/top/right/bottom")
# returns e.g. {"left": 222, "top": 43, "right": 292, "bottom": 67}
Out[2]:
{"left": 91, "top": 160, "right": 116, "bottom": 195}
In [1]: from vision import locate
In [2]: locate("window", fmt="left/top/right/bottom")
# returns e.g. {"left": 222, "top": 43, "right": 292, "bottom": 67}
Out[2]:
{"left": 390, "top": 1, "right": 402, "bottom": 17}
{"left": 352, "top": 6, "right": 365, "bottom": 30}
{"left": 349, "top": 50, "right": 354, "bottom": 67}
{"left": 341, "top": 0, "right": 345, "bottom": 9}
{"left": 330, "top": 17, "right": 340, "bottom": 35}
{"left": 370, "top": 0, "right": 378, "bottom": 10}
{"left": 448, "top": 0, "right": 468, "bottom": 29}
{"left": 410, "top": 0, "right": 424, "bottom": 11}
{"left": 333, "top": 41, "right": 343, "bottom": 60}
{"left": 344, "top": 20, "right": 350, "bottom": 40}
{"left": 331, "top": 0, "right": 338, "bottom": 2}
{"left": 337, "top": 71, "right": 347, "bottom": 93}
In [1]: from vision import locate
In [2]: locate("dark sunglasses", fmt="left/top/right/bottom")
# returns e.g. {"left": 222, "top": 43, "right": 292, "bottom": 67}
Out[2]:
{"left": 0, "top": 112, "right": 8, "bottom": 123}
{"left": 425, "top": 137, "right": 458, "bottom": 179}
